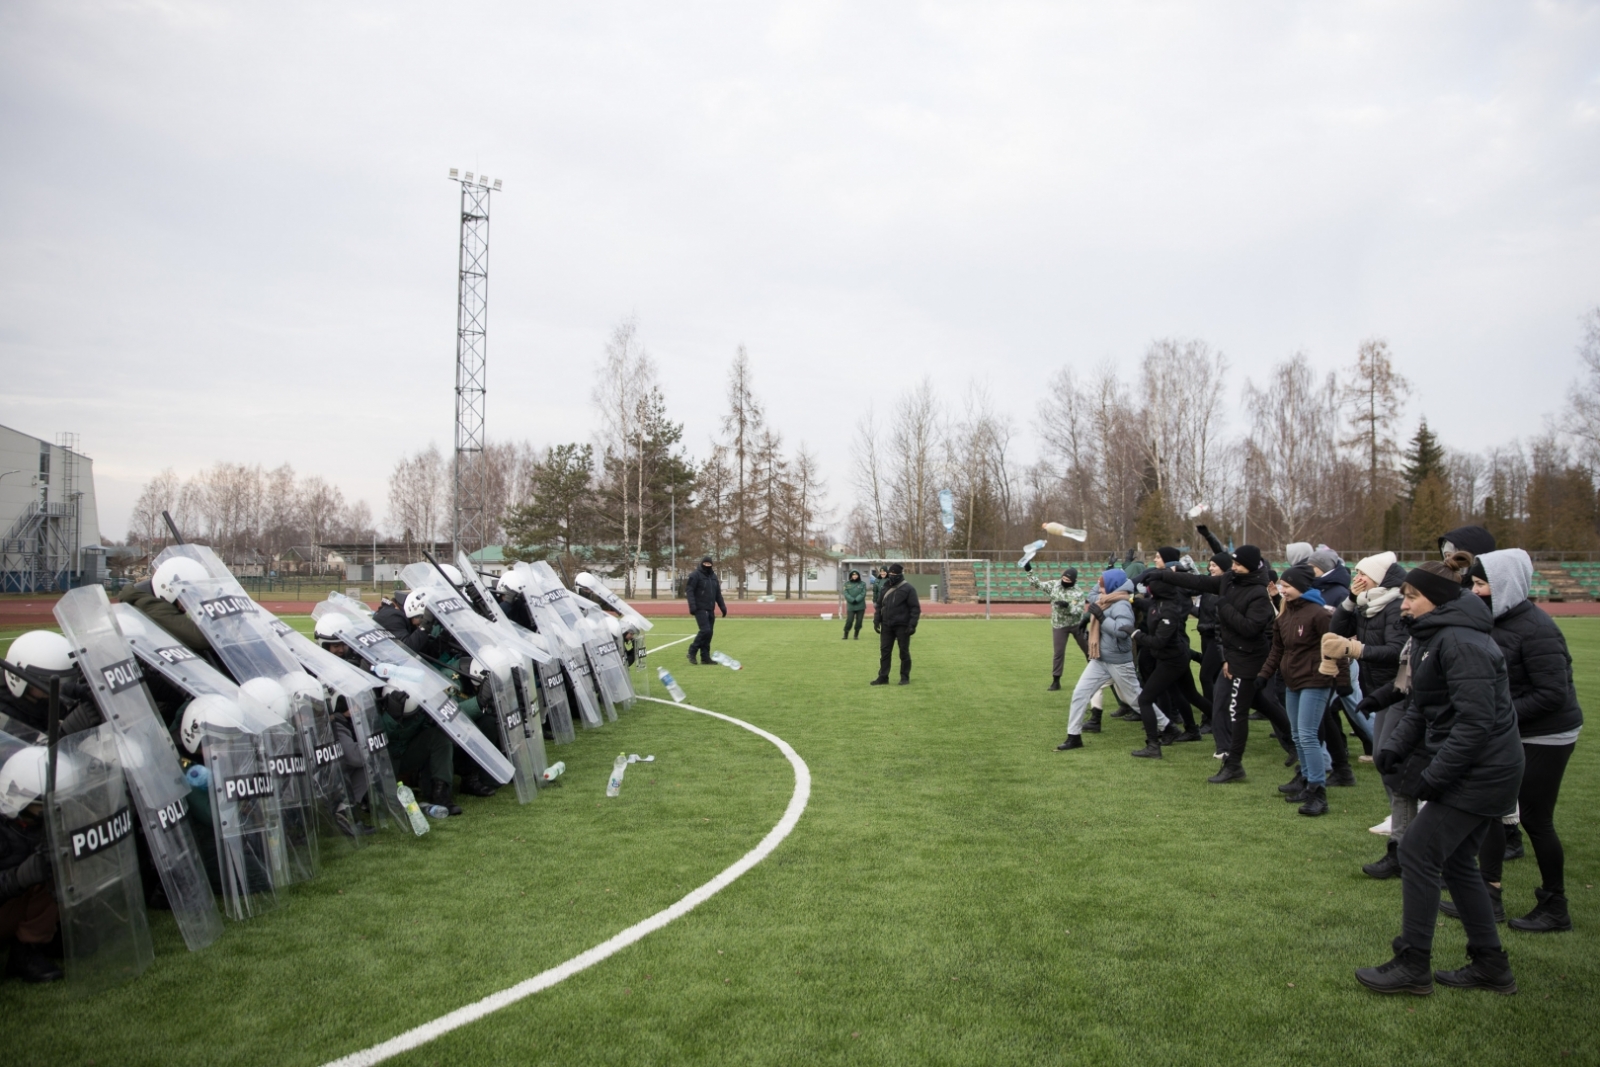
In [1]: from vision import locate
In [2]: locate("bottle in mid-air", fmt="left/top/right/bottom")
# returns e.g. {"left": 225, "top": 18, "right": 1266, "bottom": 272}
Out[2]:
{"left": 606, "top": 753, "right": 628, "bottom": 797}
{"left": 657, "top": 666, "right": 687, "bottom": 702}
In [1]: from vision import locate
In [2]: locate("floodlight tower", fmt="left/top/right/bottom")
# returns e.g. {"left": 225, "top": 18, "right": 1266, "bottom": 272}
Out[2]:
{"left": 449, "top": 168, "right": 502, "bottom": 557}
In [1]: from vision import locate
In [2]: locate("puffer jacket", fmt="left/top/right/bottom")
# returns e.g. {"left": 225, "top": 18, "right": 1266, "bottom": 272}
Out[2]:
{"left": 1331, "top": 563, "right": 1407, "bottom": 691}
{"left": 1259, "top": 593, "right": 1348, "bottom": 690}
{"left": 1137, "top": 583, "right": 1193, "bottom": 663}
{"left": 1379, "top": 593, "right": 1523, "bottom": 818}
{"left": 1087, "top": 582, "right": 1137, "bottom": 665}
{"left": 1151, "top": 565, "right": 1275, "bottom": 667}
{"left": 842, "top": 579, "right": 867, "bottom": 612}
{"left": 876, "top": 575, "right": 921, "bottom": 631}
{"left": 1478, "top": 548, "right": 1582, "bottom": 739}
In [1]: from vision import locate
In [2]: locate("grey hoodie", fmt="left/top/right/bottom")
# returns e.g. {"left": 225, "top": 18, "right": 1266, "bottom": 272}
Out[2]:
{"left": 1285, "top": 542, "right": 1314, "bottom": 566}
{"left": 1477, "top": 548, "right": 1532, "bottom": 619}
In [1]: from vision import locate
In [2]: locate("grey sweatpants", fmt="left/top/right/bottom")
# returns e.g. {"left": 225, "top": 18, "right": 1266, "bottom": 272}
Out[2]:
{"left": 1374, "top": 704, "right": 1417, "bottom": 843}
{"left": 1066, "top": 659, "right": 1160, "bottom": 737}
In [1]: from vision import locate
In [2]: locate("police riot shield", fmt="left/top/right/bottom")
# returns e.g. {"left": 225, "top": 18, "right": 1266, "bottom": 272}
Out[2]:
{"left": 39, "top": 723, "right": 156, "bottom": 990}
{"left": 515, "top": 563, "right": 604, "bottom": 727}
{"left": 54, "top": 587, "right": 223, "bottom": 953}
{"left": 152, "top": 546, "right": 357, "bottom": 863}
{"left": 575, "top": 608, "right": 635, "bottom": 709}
{"left": 113, "top": 604, "right": 290, "bottom": 913}
{"left": 312, "top": 595, "right": 515, "bottom": 784}
{"left": 401, "top": 565, "right": 544, "bottom": 801}
{"left": 573, "top": 571, "right": 654, "bottom": 633}
{"left": 267, "top": 617, "right": 413, "bottom": 834}
{"left": 531, "top": 641, "right": 576, "bottom": 745}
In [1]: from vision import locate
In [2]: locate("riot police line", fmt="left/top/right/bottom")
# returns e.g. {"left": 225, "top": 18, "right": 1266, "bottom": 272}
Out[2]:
{"left": 0, "top": 545, "right": 648, "bottom": 988}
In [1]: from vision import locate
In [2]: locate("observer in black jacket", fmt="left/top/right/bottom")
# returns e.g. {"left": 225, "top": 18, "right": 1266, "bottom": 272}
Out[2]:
{"left": 1357, "top": 561, "right": 1523, "bottom": 996}
{"left": 871, "top": 565, "right": 920, "bottom": 685}
{"left": 685, "top": 557, "right": 727, "bottom": 666}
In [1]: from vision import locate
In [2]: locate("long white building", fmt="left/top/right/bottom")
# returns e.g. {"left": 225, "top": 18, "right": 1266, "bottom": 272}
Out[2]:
{"left": 0, "top": 423, "right": 103, "bottom": 591}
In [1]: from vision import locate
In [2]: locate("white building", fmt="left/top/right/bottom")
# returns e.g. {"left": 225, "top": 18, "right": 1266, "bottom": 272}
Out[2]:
{"left": 0, "top": 423, "right": 102, "bottom": 591}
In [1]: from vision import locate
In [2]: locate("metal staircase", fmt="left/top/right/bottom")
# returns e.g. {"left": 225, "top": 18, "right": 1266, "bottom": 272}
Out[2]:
{"left": 1, "top": 501, "right": 77, "bottom": 592}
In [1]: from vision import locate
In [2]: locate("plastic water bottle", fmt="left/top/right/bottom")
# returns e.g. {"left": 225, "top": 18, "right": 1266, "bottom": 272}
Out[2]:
{"left": 185, "top": 764, "right": 211, "bottom": 790}
{"left": 423, "top": 804, "right": 451, "bottom": 820}
{"left": 711, "top": 651, "right": 742, "bottom": 671}
{"left": 657, "top": 666, "right": 686, "bottom": 703}
{"left": 606, "top": 753, "right": 627, "bottom": 797}
{"left": 394, "top": 783, "right": 431, "bottom": 835}
{"left": 542, "top": 760, "right": 566, "bottom": 783}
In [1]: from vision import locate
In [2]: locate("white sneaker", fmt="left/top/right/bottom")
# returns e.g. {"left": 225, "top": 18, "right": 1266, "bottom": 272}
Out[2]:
{"left": 1358, "top": 754, "right": 1374, "bottom": 763}
{"left": 1369, "top": 815, "right": 1392, "bottom": 835}
{"left": 1212, "top": 751, "right": 1226, "bottom": 760}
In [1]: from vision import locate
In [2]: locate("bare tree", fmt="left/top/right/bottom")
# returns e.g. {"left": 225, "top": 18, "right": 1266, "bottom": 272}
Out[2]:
{"left": 299, "top": 475, "right": 345, "bottom": 565}
{"left": 1245, "top": 354, "right": 1339, "bottom": 547}
{"left": 719, "top": 346, "right": 764, "bottom": 596}
{"left": 127, "top": 468, "right": 184, "bottom": 552}
{"left": 1561, "top": 306, "right": 1600, "bottom": 471}
{"left": 849, "top": 408, "right": 888, "bottom": 556}
{"left": 386, "top": 445, "right": 448, "bottom": 554}
{"left": 593, "top": 316, "right": 659, "bottom": 594}
{"left": 1340, "top": 338, "right": 1412, "bottom": 539}
{"left": 886, "top": 379, "right": 942, "bottom": 558}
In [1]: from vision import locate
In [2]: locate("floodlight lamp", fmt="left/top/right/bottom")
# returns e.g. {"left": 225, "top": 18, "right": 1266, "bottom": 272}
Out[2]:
{"left": 464, "top": 171, "right": 474, "bottom": 181}
{"left": 492, "top": 178, "right": 502, "bottom": 190}
{"left": 478, "top": 174, "right": 488, "bottom": 186}
{"left": 449, "top": 167, "right": 459, "bottom": 179}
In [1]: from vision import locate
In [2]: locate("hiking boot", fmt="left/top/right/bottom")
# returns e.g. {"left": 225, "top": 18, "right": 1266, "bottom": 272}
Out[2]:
{"left": 1131, "top": 741, "right": 1164, "bottom": 759}
{"left": 1509, "top": 887, "right": 1573, "bottom": 933}
{"left": 1047, "top": 677, "right": 1061, "bottom": 692}
{"left": 1282, "top": 783, "right": 1310, "bottom": 803}
{"left": 1111, "top": 707, "right": 1140, "bottom": 721}
{"left": 5, "top": 943, "right": 62, "bottom": 984}
{"left": 430, "top": 779, "right": 463, "bottom": 817}
{"left": 1356, "top": 941, "right": 1433, "bottom": 996}
{"left": 1199, "top": 722, "right": 1213, "bottom": 735}
{"left": 1278, "top": 772, "right": 1307, "bottom": 795}
{"left": 1158, "top": 724, "right": 1182, "bottom": 745}
{"left": 1328, "top": 765, "right": 1357, "bottom": 787}
{"left": 1297, "top": 785, "right": 1329, "bottom": 816}
{"left": 1171, "top": 729, "right": 1202, "bottom": 743}
{"left": 1503, "top": 825, "right": 1525, "bottom": 861}
{"left": 869, "top": 677, "right": 889, "bottom": 686}
{"left": 1435, "top": 946, "right": 1517, "bottom": 995}
{"left": 1363, "top": 840, "right": 1402, "bottom": 880}
{"left": 1440, "top": 881, "right": 1505, "bottom": 924}
{"left": 458, "top": 773, "right": 498, "bottom": 798}
{"left": 1084, "top": 710, "right": 1103, "bottom": 734}
{"left": 1207, "top": 762, "right": 1246, "bottom": 784}
{"left": 897, "top": 677, "right": 910, "bottom": 686}
{"left": 1056, "top": 734, "right": 1084, "bottom": 751}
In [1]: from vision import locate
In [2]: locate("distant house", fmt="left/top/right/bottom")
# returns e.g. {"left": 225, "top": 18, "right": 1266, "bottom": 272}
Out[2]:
{"left": 467, "top": 544, "right": 509, "bottom": 577}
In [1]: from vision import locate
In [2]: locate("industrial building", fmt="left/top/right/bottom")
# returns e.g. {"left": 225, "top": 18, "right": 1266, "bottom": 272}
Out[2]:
{"left": 0, "top": 423, "right": 102, "bottom": 591}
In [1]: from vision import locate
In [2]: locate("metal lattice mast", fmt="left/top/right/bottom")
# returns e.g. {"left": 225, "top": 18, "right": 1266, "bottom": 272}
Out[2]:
{"left": 449, "top": 169, "right": 501, "bottom": 556}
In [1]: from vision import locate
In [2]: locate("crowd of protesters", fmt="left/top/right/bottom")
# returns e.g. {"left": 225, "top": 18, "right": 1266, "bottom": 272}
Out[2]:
{"left": 1031, "top": 523, "right": 1580, "bottom": 997}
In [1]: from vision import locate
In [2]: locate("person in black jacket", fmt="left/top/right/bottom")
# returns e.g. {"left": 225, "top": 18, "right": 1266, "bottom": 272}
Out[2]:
{"left": 1357, "top": 560, "right": 1523, "bottom": 996}
{"left": 0, "top": 775, "right": 61, "bottom": 983}
{"left": 1129, "top": 577, "right": 1204, "bottom": 758}
{"left": 1145, "top": 544, "right": 1277, "bottom": 783}
{"left": 685, "top": 556, "right": 727, "bottom": 666}
{"left": 871, "top": 563, "right": 921, "bottom": 685}
{"left": 1447, "top": 549, "right": 1582, "bottom": 933}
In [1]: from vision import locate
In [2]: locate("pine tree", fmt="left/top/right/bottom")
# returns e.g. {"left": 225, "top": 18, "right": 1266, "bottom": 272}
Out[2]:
{"left": 1401, "top": 420, "right": 1446, "bottom": 501}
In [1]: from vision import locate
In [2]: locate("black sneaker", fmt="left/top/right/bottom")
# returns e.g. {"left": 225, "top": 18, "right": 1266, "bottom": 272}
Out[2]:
{"left": 1328, "top": 765, "right": 1357, "bottom": 787}
{"left": 1158, "top": 724, "right": 1182, "bottom": 745}
{"left": 869, "top": 677, "right": 889, "bottom": 686}
{"left": 1356, "top": 943, "right": 1433, "bottom": 996}
{"left": 1199, "top": 722, "right": 1213, "bottom": 735}
{"left": 1435, "top": 947, "right": 1517, "bottom": 995}
{"left": 1047, "top": 678, "right": 1061, "bottom": 692}
{"left": 1509, "top": 888, "right": 1573, "bottom": 933}
{"left": 1207, "top": 762, "right": 1246, "bottom": 784}
{"left": 1131, "top": 742, "right": 1163, "bottom": 760}
{"left": 1297, "top": 785, "right": 1328, "bottom": 816}
{"left": 1440, "top": 882, "right": 1506, "bottom": 924}
{"left": 897, "top": 678, "right": 910, "bottom": 685}
{"left": 1278, "top": 772, "right": 1306, "bottom": 795}
{"left": 1056, "top": 735, "right": 1084, "bottom": 751}
{"left": 1171, "top": 729, "right": 1202, "bottom": 743}
{"left": 1363, "top": 841, "right": 1401, "bottom": 880}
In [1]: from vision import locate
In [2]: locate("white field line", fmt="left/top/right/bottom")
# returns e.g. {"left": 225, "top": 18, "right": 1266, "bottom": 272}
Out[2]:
{"left": 320, "top": 696, "right": 810, "bottom": 1067}
{"left": 644, "top": 634, "right": 695, "bottom": 653}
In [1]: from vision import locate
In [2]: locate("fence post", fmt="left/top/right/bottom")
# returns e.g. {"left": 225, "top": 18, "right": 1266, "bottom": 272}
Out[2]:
{"left": 985, "top": 560, "right": 991, "bottom": 620}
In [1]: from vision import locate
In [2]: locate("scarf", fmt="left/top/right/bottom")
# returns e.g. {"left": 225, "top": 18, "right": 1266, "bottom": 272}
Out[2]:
{"left": 1087, "top": 591, "right": 1130, "bottom": 660}
{"left": 1358, "top": 584, "right": 1402, "bottom": 618}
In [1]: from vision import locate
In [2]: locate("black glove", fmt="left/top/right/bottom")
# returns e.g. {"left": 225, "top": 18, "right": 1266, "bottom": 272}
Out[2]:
{"left": 1356, "top": 694, "right": 1380, "bottom": 715}
{"left": 1022, "top": 561, "right": 1032, "bottom": 572}
{"left": 1373, "top": 748, "right": 1403, "bottom": 775}
{"left": 907, "top": 626, "right": 917, "bottom": 637}
{"left": 873, "top": 620, "right": 882, "bottom": 634}
{"left": 1086, "top": 602, "right": 1104, "bottom": 620}
{"left": 1414, "top": 778, "right": 1443, "bottom": 803}
{"left": 1335, "top": 682, "right": 1353, "bottom": 698}
{"left": 720, "top": 608, "right": 727, "bottom": 618}
{"left": 1141, "top": 568, "right": 1167, "bottom": 583}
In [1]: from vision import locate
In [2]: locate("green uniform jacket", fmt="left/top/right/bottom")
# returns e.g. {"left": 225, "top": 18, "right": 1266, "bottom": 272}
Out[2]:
{"left": 843, "top": 580, "right": 867, "bottom": 612}
{"left": 118, "top": 580, "right": 213, "bottom": 654}
{"left": 1027, "top": 574, "right": 1087, "bottom": 630}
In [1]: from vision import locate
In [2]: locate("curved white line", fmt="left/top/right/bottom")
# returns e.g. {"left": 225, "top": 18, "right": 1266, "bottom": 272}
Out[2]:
{"left": 321, "top": 696, "right": 810, "bottom": 1067}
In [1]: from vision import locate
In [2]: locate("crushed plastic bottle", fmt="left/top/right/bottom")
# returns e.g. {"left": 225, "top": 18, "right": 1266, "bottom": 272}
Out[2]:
{"left": 184, "top": 764, "right": 211, "bottom": 790}
{"left": 657, "top": 666, "right": 686, "bottom": 702}
{"left": 1018, "top": 539, "right": 1047, "bottom": 567}
{"left": 710, "top": 651, "right": 742, "bottom": 671}
{"left": 542, "top": 760, "right": 566, "bottom": 782}
{"left": 606, "top": 753, "right": 628, "bottom": 797}
{"left": 395, "top": 782, "right": 431, "bottom": 835}
{"left": 423, "top": 804, "right": 451, "bottom": 819}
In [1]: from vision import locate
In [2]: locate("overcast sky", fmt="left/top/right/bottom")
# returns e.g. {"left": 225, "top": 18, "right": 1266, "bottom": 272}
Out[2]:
{"left": 2, "top": 1, "right": 1597, "bottom": 541}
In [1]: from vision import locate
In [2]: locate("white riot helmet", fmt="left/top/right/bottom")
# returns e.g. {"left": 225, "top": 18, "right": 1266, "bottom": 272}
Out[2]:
{"left": 439, "top": 563, "right": 465, "bottom": 587}
{"left": 179, "top": 694, "right": 245, "bottom": 754}
{"left": 382, "top": 683, "right": 421, "bottom": 715}
{"left": 153, "top": 556, "right": 209, "bottom": 604}
{"left": 281, "top": 670, "right": 323, "bottom": 705}
{"left": 0, "top": 746, "right": 79, "bottom": 817}
{"left": 605, "top": 615, "right": 624, "bottom": 639}
{"left": 314, "top": 613, "right": 352, "bottom": 648}
{"left": 237, "top": 676, "right": 293, "bottom": 724}
{"left": 497, "top": 569, "right": 530, "bottom": 597}
{"left": 403, "top": 589, "right": 431, "bottom": 620}
{"left": 4, "top": 630, "right": 74, "bottom": 699}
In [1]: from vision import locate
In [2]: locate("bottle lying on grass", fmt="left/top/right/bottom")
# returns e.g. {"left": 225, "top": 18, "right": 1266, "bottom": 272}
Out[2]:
{"left": 711, "top": 651, "right": 742, "bottom": 670}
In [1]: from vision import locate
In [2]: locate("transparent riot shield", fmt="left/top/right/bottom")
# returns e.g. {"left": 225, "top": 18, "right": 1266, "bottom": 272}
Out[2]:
{"left": 573, "top": 570, "right": 654, "bottom": 633}
{"left": 266, "top": 618, "right": 412, "bottom": 834}
{"left": 533, "top": 645, "right": 576, "bottom": 745}
{"left": 54, "top": 587, "right": 223, "bottom": 953}
{"left": 401, "top": 565, "right": 543, "bottom": 802}
{"left": 112, "top": 603, "right": 291, "bottom": 908}
{"left": 515, "top": 563, "right": 604, "bottom": 728}
{"left": 574, "top": 609, "right": 635, "bottom": 709}
{"left": 42, "top": 724, "right": 156, "bottom": 991}
{"left": 312, "top": 595, "right": 514, "bottom": 785}
{"left": 152, "top": 545, "right": 357, "bottom": 861}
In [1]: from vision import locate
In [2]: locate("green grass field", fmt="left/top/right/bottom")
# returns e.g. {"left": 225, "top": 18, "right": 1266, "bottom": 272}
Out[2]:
{"left": 2, "top": 618, "right": 1597, "bottom": 1066}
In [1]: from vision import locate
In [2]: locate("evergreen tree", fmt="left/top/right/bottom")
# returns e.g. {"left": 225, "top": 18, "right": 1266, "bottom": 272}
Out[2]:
{"left": 502, "top": 443, "right": 596, "bottom": 579}
{"left": 1401, "top": 420, "right": 1446, "bottom": 501}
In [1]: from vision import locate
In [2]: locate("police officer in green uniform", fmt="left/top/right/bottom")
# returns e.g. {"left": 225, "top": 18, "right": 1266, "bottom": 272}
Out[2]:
{"left": 842, "top": 570, "right": 867, "bottom": 640}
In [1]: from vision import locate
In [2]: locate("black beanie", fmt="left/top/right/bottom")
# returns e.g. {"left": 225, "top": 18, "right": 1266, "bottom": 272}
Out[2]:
{"left": 1280, "top": 564, "right": 1316, "bottom": 593}
{"left": 1211, "top": 551, "right": 1234, "bottom": 572}
{"left": 1157, "top": 546, "right": 1181, "bottom": 564}
{"left": 888, "top": 563, "right": 904, "bottom": 575}
{"left": 1233, "top": 545, "right": 1262, "bottom": 572}
{"left": 1404, "top": 565, "right": 1463, "bottom": 607}
{"left": 701, "top": 555, "right": 713, "bottom": 564}
{"left": 1061, "top": 567, "right": 1078, "bottom": 586}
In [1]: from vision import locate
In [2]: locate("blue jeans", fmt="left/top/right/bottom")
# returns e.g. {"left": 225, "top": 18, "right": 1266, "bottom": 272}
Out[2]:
{"left": 1287, "top": 687, "right": 1334, "bottom": 786}
{"left": 1338, "top": 660, "right": 1373, "bottom": 744}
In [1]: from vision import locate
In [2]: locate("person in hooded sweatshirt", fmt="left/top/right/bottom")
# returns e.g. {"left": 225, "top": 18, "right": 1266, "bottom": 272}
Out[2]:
{"left": 1144, "top": 545, "right": 1276, "bottom": 783}
{"left": 1437, "top": 549, "right": 1581, "bottom": 933}
{"left": 1055, "top": 569, "right": 1157, "bottom": 750}
{"left": 1327, "top": 551, "right": 1410, "bottom": 877}
{"left": 1357, "top": 559, "right": 1523, "bottom": 997}
{"left": 1258, "top": 565, "right": 1347, "bottom": 816}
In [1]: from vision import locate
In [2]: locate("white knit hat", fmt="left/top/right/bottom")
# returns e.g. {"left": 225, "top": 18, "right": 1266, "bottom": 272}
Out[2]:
{"left": 1354, "top": 551, "right": 1397, "bottom": 586}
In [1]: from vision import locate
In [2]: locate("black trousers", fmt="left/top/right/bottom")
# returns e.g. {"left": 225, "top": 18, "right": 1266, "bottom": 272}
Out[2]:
{"left": 1320, "top": 702, "right": 1350, "bottom": 771}
{"left": 1478, "top": 741, "right": 1575, "bottom": 892}
{"left": 688, "top": 610, "right": 716, "bottom": 662}
{"left": 844, "top": 609, "right": 864, "bottom": 637}
{"left": 1398, "top": 800, "right": 1501, "bottom": 958}
{"left": 1199, "top": 638, "right": 1222, "bottom": 710}
{"left": 1138, "top": 658, "right": 1200, "bottom": 740}
{"left": 877, "top": 625, "right": 912, "bottom": 681}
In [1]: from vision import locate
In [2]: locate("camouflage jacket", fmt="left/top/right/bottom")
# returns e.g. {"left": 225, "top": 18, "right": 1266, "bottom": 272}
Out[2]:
{"left": 1028, "top": 574, "right": 1088, "bottom": 630}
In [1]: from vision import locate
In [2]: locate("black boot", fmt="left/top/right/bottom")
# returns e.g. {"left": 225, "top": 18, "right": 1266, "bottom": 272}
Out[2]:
{"left": 1435, "top": 945, "right": 1517, "bottom": 995}
{"left": 1328, "top": 764, "right": 1357, "bottom": 787}
{"left": 5, "top": 942, "right": 63, "bottom": 983}
{"left": 1509, "top": 887, "right": 1573, "bottom": 933}
{"left": 1084, "top": 709, "right": 1103, "bottom": 734}
{"left": 1056, "top": 734, "right": 1084, "bottom": 751}
{"left": 1172, "top": 729, "right": 1202, "bottom": 743}
{"left": 1363, "top": 840, "right": 1402, "bottom": 880}
{"left": 1503, "top": 824, "right": 1525, "bottom": 861}
{"left": 430, "top": 778, "right": 463, "bottom": 817}
{"left": 1131, "top": 739, "right": 1164, "bottom": 759}
{"left": 1441, "top": 880, "right": 1505, "bottom": 924}
{"left": 869, "top": 676, "right": 889, "bottom": 686}
{"left": 1047, "top": 677, "right": 1061, "bottom": 692}
{"left": 1356, "top": 940, "right": 1433, "bottom": 996}
{"left": 1297, "top": 785, "right": 1328, "bottom": 816}
{"left": 458, "top": 772, "right": 498, "bottom": 798}
{"left": 1278, "top": 771, "right": 1306, "bottom": 795}
{"left": 1207, "top": 761, "right": 1246, "bottom": 784}
{"left": 1158, "top": 723, "right": 1181, "bottom": 745}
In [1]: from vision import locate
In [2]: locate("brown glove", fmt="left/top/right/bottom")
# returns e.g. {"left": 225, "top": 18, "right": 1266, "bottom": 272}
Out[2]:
{"left": 1320, "top": 633, "right": 1350, "bottom": 659}
{"left": 1318, "top": 655, "right": 1340, "bottom": 677}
